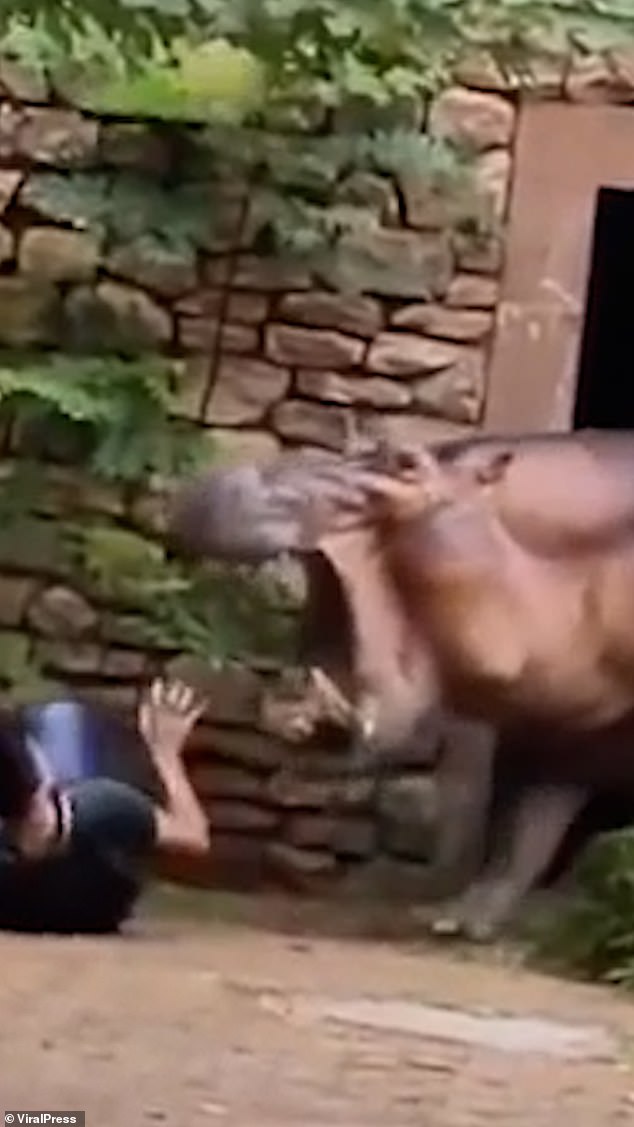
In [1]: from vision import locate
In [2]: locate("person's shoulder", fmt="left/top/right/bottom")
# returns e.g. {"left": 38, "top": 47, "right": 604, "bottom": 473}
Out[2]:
{"left": 67, "top": 777, "right": 157, "bottom": 852}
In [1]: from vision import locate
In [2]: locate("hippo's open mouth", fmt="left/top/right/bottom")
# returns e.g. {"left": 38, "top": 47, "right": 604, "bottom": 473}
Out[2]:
{"left": 260, "top": 527, "right": 431, "bottom": 757}
{"left": 167, "top": 450, "right": 431, "bottom": 754}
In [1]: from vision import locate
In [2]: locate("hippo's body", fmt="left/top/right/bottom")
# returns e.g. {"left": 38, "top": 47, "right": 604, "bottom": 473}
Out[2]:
{"left": 169, "top": 428, "right": 634, "bottom": 938}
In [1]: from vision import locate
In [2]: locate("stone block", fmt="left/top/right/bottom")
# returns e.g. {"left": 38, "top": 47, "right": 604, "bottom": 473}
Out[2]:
{"left": 523, "top": 54, "right": 567, "bottom": 99}
{"left": 0, "top": 277, "right": 59, "bottom": 347}
{"left": 208, "top": 428, "right": 281, "bottom": 467}
{"left": 452, "top": 52, "right": 515, "bottom": 93}
{"left": 285, "top": 813, "right": 375, "bottom": 859}
{"left": 453, "top": 230, "right": 504, "bottom": 274}
{"left": 107, "top": 239, "right": 196, "bottom": 298}
{"left": 364, "top": 412, "right": 473, "bottom": 449}
{"left": 200, "top": 194, "right": 256, "bottom": 254}
{"left": 377, "top": 774, "right": 438, "bottom": 861}
{"left": 271, "top": 400, "right": 350, "bottom": 451}
{"left": 0, "top": 577, "right": 35, "bottom": 627}
{"left": 608, "top": 45, "right": 634, "bottom": 93}
{"left": 162, "top": 659, "right": 264, "bottom": 728}
{"left": 64, "top": 282, "right": 171, "bottom": 354}
{"left": 0, "top": 104, "right": 22, "bottom": 159}
{"left": 206, "top": 254, "right": 312, "bottom": 292}
{"left": 266, "top": 324, "right": 365, "bottom": 370}
{"left": 324, "top": 229, "right": 453, "bottom": 300}
{"left": 77, "top": 683, "right": 139, "bottom": 714}
{"left": 190, "top": 724, "right": 285, "bottom": 772}
{"left": 178, "top": 317, "right": 259, "bottom": 354}
{"left": 391, "top": 303, "right": 493, "bottom": 342}
{"left": 40, "top": 466, "right": 124, "bottom": 518}
{"left": 429, "top": 87, "right": 515, "bottom": 150}
{"left": 206, "top": 800, "right": 278, "bottom": 834}
{"left": 0, "top": 225, "right": 13, "bottom": 263}
{"left": 413, "top": 349, "right": 486, "bottom": 425}
{"left": 565, "top": 54, "right": 630, "bottom": 104}
{"left": 20, "top": 227, "right": 101, "bottom": 282}
{"left": 0, "top": 58, "right": 49, "bottom": 102}
{"left": 268, "top": 770, "right": 373, "bottom": 810}
{"left": 267, "top": 842, "right": 338, "bottom": 890}
{"left": 174, "top": 289, "right": 269, "bottom": 324}
{"left": 36, "top": 638, "right": 101, "bottom": 675}
{"left": 277, "top": 292, "right": 383, "bottom": 338}
{"left": 331, "top": 817, "right": 377, "bottom": 859}
{"left": 18, "top": 108, "right": 99, "bottom": 165}
{"left": 187, "top": 355, "right": 290, "bottom": 426}
{"left": 475, "top": 148, "right": 512, "bottom": 222}
{"left": 366, "top": 332, "right": 461, "bottom": 378}
{"left": 296, "top": 369, "right": 411, "bottom": 409}
{"left": 190, "top": 764, "right": 269, "bottom": 803}
{"left": 128, "top": 490, "right": 169, "bottom": 538}
{"left": 335, "top": 172, "right": 400, "bottom": 225}
{"left": 27, "top": 585, "right": 98, "bottom": 638}
{"left": 0, "top": 170, "right": 22, "bottom": 214}
{"left": 334, "top": 94, "right": 424, "bottom": 133}
{"left": 400, "top": 174, "right": 466, "bottom": 231}
{"left": 99, "top": 122, "right": 171, "bottom": 174}
{"left": 100, "top": 614, "right": 150, "bottom": 649}
{"left": 101, "top": 648, "right": 148, "bottom": 678}
{"left": 285, "top": 812, "right": 337, "bottom": 849}
{"left": 446, "top": 274, "right": 499, "bottom": 309}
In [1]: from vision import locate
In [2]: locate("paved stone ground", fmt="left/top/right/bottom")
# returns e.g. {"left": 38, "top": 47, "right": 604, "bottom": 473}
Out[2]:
{"left": 1, "top": 888, "right": 634, "bottom": 1127}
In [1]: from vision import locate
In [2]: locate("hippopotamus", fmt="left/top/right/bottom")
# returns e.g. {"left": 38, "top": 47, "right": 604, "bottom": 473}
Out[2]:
{"left": 167, "top": 429, "right": 634, "bottom": 939}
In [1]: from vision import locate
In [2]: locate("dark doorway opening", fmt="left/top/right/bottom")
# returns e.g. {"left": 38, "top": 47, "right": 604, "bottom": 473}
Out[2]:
{"left": 574, "top": 187, "right": 634, "bottom": 429}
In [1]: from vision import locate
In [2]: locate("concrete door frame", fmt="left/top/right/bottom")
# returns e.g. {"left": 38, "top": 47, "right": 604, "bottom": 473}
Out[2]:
{"left": 485, "top": 101, "right": 634, "bottom": 433}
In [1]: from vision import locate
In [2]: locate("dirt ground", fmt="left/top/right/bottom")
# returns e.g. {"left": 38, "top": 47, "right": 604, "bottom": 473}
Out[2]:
{"left": 2, "top": 887, "right": 634, "bottom": 1127}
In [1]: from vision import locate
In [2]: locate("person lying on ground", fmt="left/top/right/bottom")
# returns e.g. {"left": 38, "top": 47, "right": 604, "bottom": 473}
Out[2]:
{"left": 0, "top": 676, "right": 210, "bottom": 934}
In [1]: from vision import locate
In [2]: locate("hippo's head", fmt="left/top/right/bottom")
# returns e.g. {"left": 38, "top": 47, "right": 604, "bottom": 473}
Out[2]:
{"left": 168, "top": 439, "right": 508, "bottom": 755}
{"left": 168, "top": 447, "right": 385, "bottom": 563}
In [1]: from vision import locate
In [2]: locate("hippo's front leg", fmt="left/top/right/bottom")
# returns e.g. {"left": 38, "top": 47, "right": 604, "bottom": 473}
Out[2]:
{"left": 431, "top": 781, "right": 588, "bottom": 942}
{"left": 420, "top": 716, "right": 496, "bottom": 900}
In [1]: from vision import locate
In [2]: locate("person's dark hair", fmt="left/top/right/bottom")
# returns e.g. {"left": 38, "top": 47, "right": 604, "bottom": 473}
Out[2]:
{"left": 0, "top": 709, "right": 40, "bottom": 818}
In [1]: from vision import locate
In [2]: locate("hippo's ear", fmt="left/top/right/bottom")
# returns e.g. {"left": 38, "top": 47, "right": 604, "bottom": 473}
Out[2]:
{"left": 474, "top": 449, "right": 514, "bottom": 486}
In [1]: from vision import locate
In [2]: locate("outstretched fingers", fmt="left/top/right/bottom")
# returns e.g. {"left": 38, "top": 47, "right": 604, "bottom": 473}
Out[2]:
{"left": 147, "top": 677, "right": 207, "bottom": 721}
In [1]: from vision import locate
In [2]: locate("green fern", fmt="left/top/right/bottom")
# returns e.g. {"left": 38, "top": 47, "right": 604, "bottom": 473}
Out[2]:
{"left": 0, "top": 353, "right": 205, "bottom": 484}
{"left": 534, "top": 829, "right": 634, "bottom": 989}
{"left": 65, "top": 523, "right": 295, "bottom": 663}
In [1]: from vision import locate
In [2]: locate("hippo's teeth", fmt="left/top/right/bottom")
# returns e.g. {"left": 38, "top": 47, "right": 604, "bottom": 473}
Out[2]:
{"left": 356, "top": 696, "right": 378, "bottom": 743}
{"left": 308, "top": 667, "right": 354, "bottom": 726}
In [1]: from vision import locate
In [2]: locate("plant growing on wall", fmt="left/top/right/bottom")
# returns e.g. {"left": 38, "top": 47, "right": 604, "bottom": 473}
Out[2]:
{"left": 0, "top": 355, "right": 297, "bottom": 698}
{"left": 1, "top": 2, "right": 633, "bottom": 69}
{"left": 5, "top": 1, "right": 634, "bottom": 293}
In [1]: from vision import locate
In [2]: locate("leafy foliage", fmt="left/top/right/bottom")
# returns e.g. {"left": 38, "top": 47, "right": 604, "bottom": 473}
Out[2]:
{"left": 4, "top": 1, "right": 630, "bottom": 88}
{"left": 8, "top": 2, "right": 632, "bottom": 285}
{"left": 533, "top": 829, "right": 634, "bottom": 989}
{"left": 0, "top": 630, "right": 62, "bottom": 704}
{"left": 0, "top": 353, "right": 203, "bottom": 483}
{"left": 65, "top": 524, "right": 296, "bottom": 662}
{"left": 0, "top": 354, "right": 296, "bottom": 674}
{"left": 23, "top": 172, "right": 218, "bottom": 258}
{"left": 24, "top": 139, "right": 485, "bottom": 291}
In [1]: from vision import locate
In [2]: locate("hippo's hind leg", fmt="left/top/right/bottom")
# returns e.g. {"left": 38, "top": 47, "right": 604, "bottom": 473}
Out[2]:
{"left": 420, "top": 716, "right": 496, "bottom": 900}
{"left": 431, "top": 782, "right": 588, "bottom": 943}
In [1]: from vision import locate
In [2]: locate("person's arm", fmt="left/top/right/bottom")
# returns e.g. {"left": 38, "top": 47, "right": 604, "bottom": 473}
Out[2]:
{"left": 137, "top": 679, "right": 210, "bottom": 856}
